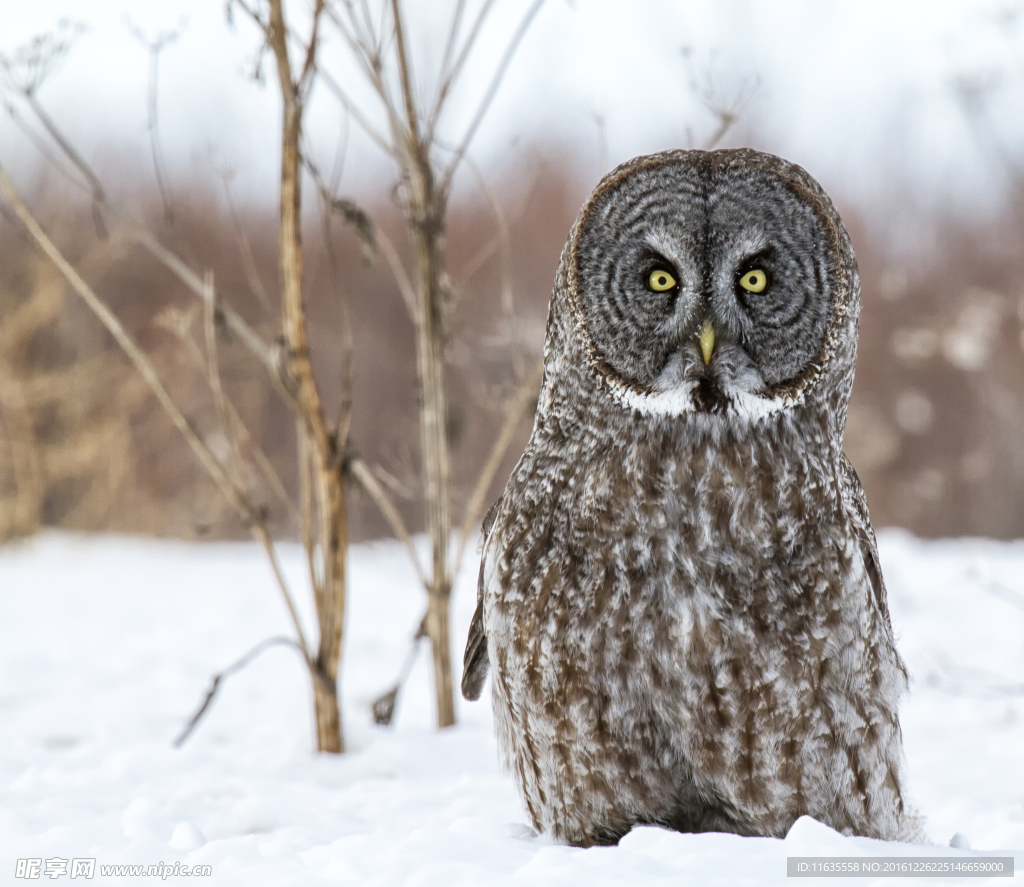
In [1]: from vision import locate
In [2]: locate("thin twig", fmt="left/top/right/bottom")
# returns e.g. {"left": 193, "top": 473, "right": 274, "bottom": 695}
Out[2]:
{"left": 174, "top": 635, "right": 304, "bottom": 747}
{"left": 465, "top": 158, "right": 524, "bottom": 378}
{"left": 374, "top": 225, "right": 419, "bottom": 322}
{"left": 390, "top": 0, "right": 421, "bottom": 147}
{"left": 202, "top": 271, "right": 246, "bottom": 487}
{"left": 308, "top": 15, "right": 396, "bottom": 156}
{"left": 125, "top": 18, "right": 183, "bottom": 224}
{"left": 157, "top": 308, "right": 302, "bottom": 530}
{"left": 219, "top": 167, "right": 274, "bottom": 312}
{"left": 439, "top": 0, "right": 546, "bottom": 196}
{"left": 2, "top": 99, "right": 88, "bottom": 196}
{"left": 0, "top": 168, "right": 310, "bottom": 657}
{"left": 298, "top": 420, "right": 322, "bottom": 597}
{"left": 23, "top": 93, "right": 106, "bottom": 203}
{"left": 12, "top": 90, "right": 277, "bottom": 372}
{"left": 298, "top": 0, "right": 327, "bottom": 98}
{"left": 125, "top": 218, "right": 276, "bottom": 373}
{"left": 350, "top": 455, "right": 426, "bottom": 586}
{"left": 427, "top": 0, "right": 497, "bottom": 138}
{"left": 436, "top": 0, "right": 468, "bottom": 100}
{"left": 700, "top": 109, "right": 739, "bottom": 151}
{"left": 373, "top": 462, "right": 417, "bottom": 500}
{"left": 370, "top": 616, "right": 427, "bottom": 726}
{"left": 454, "top": 359, "right": 542, "bottom": 570}
{"left": 454, "top": 160, "right": 544, "bottom": 297}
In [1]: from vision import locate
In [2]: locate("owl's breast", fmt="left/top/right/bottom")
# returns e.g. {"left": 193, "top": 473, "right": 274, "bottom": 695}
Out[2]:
{"left": 490, "top": 419, "right": 876, "bottom": 737}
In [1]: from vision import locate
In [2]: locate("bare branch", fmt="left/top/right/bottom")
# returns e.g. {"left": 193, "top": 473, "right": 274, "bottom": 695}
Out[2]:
{"left": 232, "top": 0, "right": 272, "bottom": 39}
{"left": 322, "top": 4, "right": 407, "bottom": 153}
{"left": 428, "top": 0, "right": 497, "bottom": 136}
{"left": 389, "top": 0, "right": 421, "bottom": 145}
{"left": 202, "top": 271, "right": 248, "bottom": 491}
{"left": 439, "top": 0, "right": 546, "bottom": 195}
{"left": 452, "top": 160, "right": 544, "bottom": 314}
{"left": 125, "top": 16, "right": 185, "bottom": 224}
{"left": 0, "top": 21, "right": 85, "bottom": 97}
{"left": 700, "top": 108, "right": 739, "bottom": 151}
{"left": 376, "top": 225, "right": 419, "bottom": 322}
{"left": 298, "top": 0, "right": 327, "bottom": 99}
{"left": 0, "top": 168, "right": 311, "bottom": 657}
{"left": 373, "top": 462, "right": 417, "bottom": 500}
{"left": 124, "top": 218, "right": 277, "bottom": 374}
{"left": 174, "top": 635, "right": 304, "bottom": 747}
{"left": 303, "top": 149, "right": 377, "bottom": 260}
{"left": 218, "top": 165, "right": 274, "bottom": 312}
{"left": 11, "top": 87, "right": 277, "bottom": 374}
{"left": 2, "top": 99, "right": 89, "bottom": 195}
{"left": 22, "top": 93, "right": 106, "bottom": 204}
{"left": 307, "top": 53, "right": 396, "bottom": 156}
{"left": 265, "top": 0, "right": 297, "bottom": 105}
{"left": 436, "top": 0, "right": 468, "bottom": 97}
{"left": 370, "top": 616, "right": 427, "bottom": 726}
{"left": 454, "top": 359, "right": 542, "bottom": 570}
{"left": 349, "top": 455, "right": 427, "bottom": 586}
{"left": 465, "top": 158, "right": 524, "bottom": 377}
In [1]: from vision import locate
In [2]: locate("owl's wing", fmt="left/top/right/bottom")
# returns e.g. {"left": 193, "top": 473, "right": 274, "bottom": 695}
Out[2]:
{"left": 460, "top": 498, "right": 501, "bottom": 701}
{"left": 839, "top": 455, "right": 892, "bottom": 631}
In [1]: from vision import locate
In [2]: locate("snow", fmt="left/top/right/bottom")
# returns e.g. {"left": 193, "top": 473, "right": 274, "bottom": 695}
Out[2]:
{"left": 1, "top": 530, "right": 1022, "bottom": 884}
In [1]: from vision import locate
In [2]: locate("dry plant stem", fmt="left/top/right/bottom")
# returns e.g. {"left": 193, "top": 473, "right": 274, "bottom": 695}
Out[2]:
{"left": 466, "top": 160, "right": 525, "bottom": 378}
{"left": 454, "top": 359, "right": 543, "bottom": 571}
{"left": 390, "top": 0, "right": 456, "bottom": 728}
{"left": 300, "top": 120, "right": 418, "bottom": 322}
{"left": 376, "top": 359, "right": 543, "bottom": 719}
{"left": 0, "top": 168, "right": 311, "bottom": 660}
{"left": 328, "top": 0, "right": 548, "bottom": 728}
{"left": 124, "top": 21, "right": 181, "bottom": 224}
{"left": 263, "top": 0, "right": 346, "bottom": 754}
{"left": 14, "top": 90, "right": 277, "bottom": 376}
{"left": 373, "top": 225, "right": 419, "bottom": 321}
{"left": 123, "top": 221, "right": 275, "bottom": 372}
{"left": 221, "top": 172, "right": 274, "bottom": 312}
{"left": 349, "top": 456, "right": 427, "bottom": 587}
{"left": 437, "top": 0, "right": 546, "bottom": 194}
{"left": 23, "top": 94, "right": 106, "bottom": 203}
{"left": 202, "top": 272, "right": 247, "bottom": 488}
{"left": 171, "top": 320, "right": 301, "bottom": 530}
{"left": 701, "top": 109, "right": 739, "bottom": 151}
{"left": 298, "top": 422, "right": 321, "bottom": 596}
{"left": 3, "top": 100, "right": 89, "bottom": 197}
{"left": 174, "top": 635, "right": 303, "bottom": 747}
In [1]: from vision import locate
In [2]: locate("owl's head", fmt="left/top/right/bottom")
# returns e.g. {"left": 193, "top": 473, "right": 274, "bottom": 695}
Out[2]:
{"left": 560, "top": 149, "right": 858, "bottom": 422}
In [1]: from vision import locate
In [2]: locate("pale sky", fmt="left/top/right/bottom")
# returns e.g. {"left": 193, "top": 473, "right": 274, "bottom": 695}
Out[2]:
{"left": 2, "top": 0, "right": 1023, "bottom": 221}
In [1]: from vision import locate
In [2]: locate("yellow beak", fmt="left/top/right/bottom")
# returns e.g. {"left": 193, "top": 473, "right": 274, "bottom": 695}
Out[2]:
{"left": 699, "top": 319, "right": 715, "bottom": 365}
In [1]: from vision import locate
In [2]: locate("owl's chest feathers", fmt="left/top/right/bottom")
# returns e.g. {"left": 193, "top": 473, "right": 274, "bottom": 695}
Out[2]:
{"left": 498, "top": 406, "right": 853, "bottom": 635}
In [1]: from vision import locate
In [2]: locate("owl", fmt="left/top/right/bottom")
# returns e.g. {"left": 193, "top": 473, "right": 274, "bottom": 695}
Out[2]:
{"left": 461, "top": 148, "right": 921, "bottom": 848}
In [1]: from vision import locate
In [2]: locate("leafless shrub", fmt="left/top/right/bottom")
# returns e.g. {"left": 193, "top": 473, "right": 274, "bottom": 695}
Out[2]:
{"left": 319, "top": 0, "right": 549, "bottom": 728}
{"left": 0, "top": 2, "right": 351, "bottom": 753}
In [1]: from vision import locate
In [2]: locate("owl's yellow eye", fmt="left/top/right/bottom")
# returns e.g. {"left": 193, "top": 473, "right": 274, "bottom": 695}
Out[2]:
{"left": 648, "top": 269, "right": 677, "bottom": 292}
{"left": 739, "top": 269, "right": 768, "bottom": 293}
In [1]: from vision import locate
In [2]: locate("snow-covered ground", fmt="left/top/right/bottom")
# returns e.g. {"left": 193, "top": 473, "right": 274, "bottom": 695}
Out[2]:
{"left": 1, "top": 530, "right": 1022, "bottom": 885}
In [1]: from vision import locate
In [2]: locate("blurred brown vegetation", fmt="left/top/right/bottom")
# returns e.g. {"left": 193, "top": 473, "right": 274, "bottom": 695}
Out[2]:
{"left": 3, "top": 152, "right": 1024, "bottom": 542}
{"left": 0, "top": 153, "right": 570, "bottom": 542}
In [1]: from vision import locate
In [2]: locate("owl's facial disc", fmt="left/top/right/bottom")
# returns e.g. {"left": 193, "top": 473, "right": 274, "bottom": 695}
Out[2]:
{"left": 572, "top": 151, "right": 840, "bottom": 418}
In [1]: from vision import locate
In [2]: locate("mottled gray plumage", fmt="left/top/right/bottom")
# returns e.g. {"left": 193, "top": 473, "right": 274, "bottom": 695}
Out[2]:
{"left": 462, "top": 148, "right": 920, "bottom": 847}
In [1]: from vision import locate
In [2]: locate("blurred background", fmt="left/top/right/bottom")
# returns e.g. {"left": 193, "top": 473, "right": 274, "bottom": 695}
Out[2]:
{"left": 4, "top": 0, "right": 1024, "bottom": 543}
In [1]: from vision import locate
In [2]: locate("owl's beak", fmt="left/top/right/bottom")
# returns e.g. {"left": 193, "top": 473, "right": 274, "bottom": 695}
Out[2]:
{"left": 698, "top": 319, "right": 716, "bottom": 365}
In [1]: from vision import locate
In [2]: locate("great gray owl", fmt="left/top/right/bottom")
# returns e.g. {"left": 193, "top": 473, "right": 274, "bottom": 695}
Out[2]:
{"left": 461, "top": 148, "right": 921, "bottom": 848}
